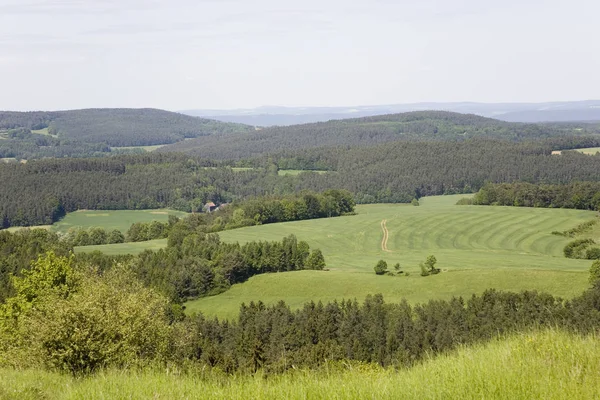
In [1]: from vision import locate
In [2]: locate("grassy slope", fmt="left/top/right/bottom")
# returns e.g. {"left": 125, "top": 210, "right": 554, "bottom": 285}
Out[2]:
{"left": 575, "top": 147, "right": 600, "bottom": 155}
{"left": 2, "top": 330, "right": 599, "bottom": 399}
{"left": 186, "top": 195, "right": 594, "bottom": 319}
{"left": 52, "top": 209, "right": 188, "bottom": 235}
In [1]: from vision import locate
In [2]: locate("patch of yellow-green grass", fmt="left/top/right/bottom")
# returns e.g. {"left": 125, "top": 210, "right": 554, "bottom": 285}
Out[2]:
{"left": 51, "top": 209, "right": 188, "bottom": 235}
{"left": 30, "top": 127, "right": 56, "bottom": 137}
{"left": 278, "top": 169, "right": 329, "bottom": 176}
{"left": 110, "top": 144, "right": 166, "bottom": 152}
{"left": 186, "top": 194, "right": 595, "bottom": 318}
{"left": 1, "top": 330, "right": 599, "bottom": 399}
{"left": 4, "top": 225, "right": 52, "bottom": 233}
{"left": 573, "top": 147, "right": 600, "bottom": 155}
{"left": 75, "top": 239, "right": 167, "bottom": 255}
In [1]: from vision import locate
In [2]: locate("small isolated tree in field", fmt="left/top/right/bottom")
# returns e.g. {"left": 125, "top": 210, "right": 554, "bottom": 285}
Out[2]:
{"left": 305, "top": 249, "right": 326, "bottom": 270}
{"left": 374, "top": 260, "right": 388, "bottom": 275}
{"left": 393, "top": 263, "right": 403, "bottom": 275}
{"left": 411, "top": 198, "right": 420, "bottom": 206}
{"left": 420, "top": 255, "right": 440, "bottom": 276}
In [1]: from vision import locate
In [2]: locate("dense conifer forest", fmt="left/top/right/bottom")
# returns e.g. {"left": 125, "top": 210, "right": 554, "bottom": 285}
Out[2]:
{"left": 2, "top": 138, "right": 600, "bottom": 228}
{"left": 0, "top": 108, "right": 251, "bottom": 159}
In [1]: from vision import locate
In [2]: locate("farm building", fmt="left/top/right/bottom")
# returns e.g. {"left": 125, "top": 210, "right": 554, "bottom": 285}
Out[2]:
{"left": 203, "top": 202, "right": 218, "bottom": 213}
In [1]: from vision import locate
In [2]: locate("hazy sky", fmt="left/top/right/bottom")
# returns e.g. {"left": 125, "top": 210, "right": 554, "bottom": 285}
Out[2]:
{"left": 1, "top": 0, "right": 598, "bottom": 111}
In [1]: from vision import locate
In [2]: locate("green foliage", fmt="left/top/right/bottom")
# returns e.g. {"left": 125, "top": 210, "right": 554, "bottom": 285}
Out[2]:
{"left": 586, "top": 248, "right": 600, "bottom": 260}
{"left": 305, "top": 249, "right": 326, "bottom": 271}
{"left": 374, "top": 260, "right": 388, "bottom": 275}
{"left": 551, "top": 219, "right": 598, "bottom": 237}
{"left": 411, "top": 198, "right": 419, "bottom": 206}
{"left": 0, "top": 229, "right": 72, "bottom": 303}
{"left": 455, "top": 197, "right": 473, "bottom": 205}
{"left": 420, "top": 255, "right": 440, "bottom": 276}
{"left": 564, "top": 238, "right": 596, "bottom": 259}
{"left": 590, "top": 260, "right": 600, "bottom": 285}
{"left": 474, "top": 182, "right": 600, "bottom": 211}
{"left": 24, "top": 265, "right": 172, "bottom": 374}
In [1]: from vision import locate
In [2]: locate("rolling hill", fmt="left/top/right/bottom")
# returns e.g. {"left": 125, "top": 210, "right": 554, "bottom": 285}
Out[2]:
{"left": 161, "top": 110, "right": 600, "bottom": 160}
{"left": 0, "top": 108, "right": 252, "bottom": 159}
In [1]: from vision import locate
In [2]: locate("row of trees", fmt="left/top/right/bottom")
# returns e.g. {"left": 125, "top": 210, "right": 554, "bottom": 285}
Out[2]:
{"left": 472, "top": 182, "right": 600, "bottom": 210}
{"left": 3, "top": 249, "right": 600, "bottom": 375}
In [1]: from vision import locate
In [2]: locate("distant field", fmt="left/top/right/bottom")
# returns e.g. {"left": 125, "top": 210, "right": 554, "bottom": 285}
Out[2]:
{"left": 574, "top": 147, "right": 600, "bottom": 155}
{"left": 278, "top": 169, "right": 329, "bottom": 176}
{"left": 51, "top": 209, "right": 188, "bottom": 235}
{"left": 109, "top": 144, "right": 166, "bottom": 152}
{"left": 185, "top": 195, "right": 596, "bottom": 319}
{"left": 31, "top": 127, "right": 56, "bottom": 137}
{"left": 75, "top": 239, "right": 168, "bottom": 255}
{"left": 554, "top": 147, "right": 600, "bottom": 155}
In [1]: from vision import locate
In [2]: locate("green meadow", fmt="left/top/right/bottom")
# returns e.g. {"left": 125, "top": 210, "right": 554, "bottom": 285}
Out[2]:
{"left": 52, "top": 209, "right": 188, "bottom": 235}
{"left": 185, "top": 195, "right": 597, "bottom": 319}
{"left": 1, "top": 330, "right": 598, "bottom": 399}
{"left": 109, "top": 144, "right": 166, "bottom": 152}
{"left": 574, "top": 147, "right": 600, "bottom": 155}
{"left": 278, "top": 169, "right": 329, "bottom": 176}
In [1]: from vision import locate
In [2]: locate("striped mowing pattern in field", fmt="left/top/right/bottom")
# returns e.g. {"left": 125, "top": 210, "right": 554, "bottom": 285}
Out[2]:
{"left": 185, "top": 195, "right": 596, "bottom": 319}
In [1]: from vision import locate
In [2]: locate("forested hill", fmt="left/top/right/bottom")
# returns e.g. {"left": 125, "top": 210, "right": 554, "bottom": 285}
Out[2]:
{"left": 0, "top": 108, "right": 252, "bottom": 157}
{"left": 160, "top": 110, "right": 600, "bottom": 160}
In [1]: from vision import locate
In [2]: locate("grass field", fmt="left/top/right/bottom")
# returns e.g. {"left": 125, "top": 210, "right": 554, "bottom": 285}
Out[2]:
{"left": 574, "top": 147, "right": 600, "bottom": 155}
{"left": 75, "top": 239, "right": 168, "bottom": 255}
{"left": 30, "top": 127, "right": 56, "bottom": 137}
{"left": 1, "top": 330, "right": 598, "bottom": 399}
{"left": 51, "top": 209, "right": 188, "bottom": 235}
{"left": 555, "top": 147, "right": 600, "bottom": 155}
{"left": 109, "top": 144, "right": 166, "bottom": 152}
{"left": 278, "top": 169, "right": 329, "bottom": 176}
{"left": 185, "top": 195, "right": 597, "bottom": 319}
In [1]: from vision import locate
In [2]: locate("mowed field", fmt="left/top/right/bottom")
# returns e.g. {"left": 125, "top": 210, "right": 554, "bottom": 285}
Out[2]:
{"left": 186, "top": 195, "right": 597, "bottom": 319}
{"left": 52, "top": 209, "right": 188, "bottom": 235}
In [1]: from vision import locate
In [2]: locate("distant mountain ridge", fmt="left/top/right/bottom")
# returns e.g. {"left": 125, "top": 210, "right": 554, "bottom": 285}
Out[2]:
{"left": 180, "top": 100, "right": 600, "bottom": 126}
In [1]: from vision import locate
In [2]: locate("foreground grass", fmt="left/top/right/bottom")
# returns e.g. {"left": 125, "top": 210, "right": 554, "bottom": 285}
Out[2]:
{"left": 1, "top": 330, "right": 598, "bottom": 399}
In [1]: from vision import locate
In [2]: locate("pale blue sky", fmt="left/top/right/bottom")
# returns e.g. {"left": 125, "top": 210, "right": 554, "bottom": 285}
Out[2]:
{"left": 0, "top": 0, "right": 598, "bottom": 110}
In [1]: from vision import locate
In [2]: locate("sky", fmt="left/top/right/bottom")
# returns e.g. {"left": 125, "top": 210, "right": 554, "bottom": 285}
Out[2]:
{"left": 0, "top": 0, "right": 599, "bottom": 111}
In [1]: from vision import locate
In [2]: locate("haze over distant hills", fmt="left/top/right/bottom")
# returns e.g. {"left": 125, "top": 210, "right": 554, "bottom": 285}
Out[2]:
{"left": 181, "top": 100, "right": 600, "bottom": 126}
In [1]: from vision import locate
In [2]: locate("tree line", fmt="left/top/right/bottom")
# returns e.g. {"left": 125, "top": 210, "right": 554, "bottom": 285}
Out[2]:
{"left": 471, "top": 182, "right": 600, "bottom": 210}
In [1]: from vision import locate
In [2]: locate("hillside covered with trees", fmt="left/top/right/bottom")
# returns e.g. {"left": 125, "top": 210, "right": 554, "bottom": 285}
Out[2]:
{"left": 0, "top": 108, "right": 252, "bottom": 159}
{"left": 161, "top": 111, "right": 600, "bottom": 159}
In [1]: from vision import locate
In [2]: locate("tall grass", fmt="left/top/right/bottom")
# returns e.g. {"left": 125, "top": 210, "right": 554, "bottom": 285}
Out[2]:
{"left": 1, "top": 330, "right": 599, "bottom": 399}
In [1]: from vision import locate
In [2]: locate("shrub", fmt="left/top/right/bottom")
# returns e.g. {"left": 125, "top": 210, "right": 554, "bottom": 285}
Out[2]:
{"left": 564, "top": 239, "right": 596, "bottom": 259}
{"left": 374, "top": 260, "right": 388, "bottom": 275}
{"left": 586, "top": 247, "right": 600, "bottom": 260}
{"left": 455, "top": 197, "right": 473, "bottom": 205}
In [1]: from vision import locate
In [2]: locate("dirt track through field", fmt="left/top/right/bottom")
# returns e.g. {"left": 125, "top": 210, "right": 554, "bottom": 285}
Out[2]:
{"left": 381, "top": 219, "right": 391, "bottom": 252}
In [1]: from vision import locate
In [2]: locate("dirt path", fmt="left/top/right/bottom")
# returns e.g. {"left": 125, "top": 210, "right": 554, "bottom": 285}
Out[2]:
{"left": 380, "top": 219, "right": 391, "bottom": 252}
